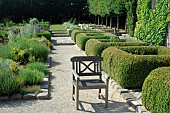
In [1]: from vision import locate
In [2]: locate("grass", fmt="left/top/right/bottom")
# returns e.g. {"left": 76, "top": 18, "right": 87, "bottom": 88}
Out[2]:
{"left": 50, "top": 24, "right": 66, "bottom": 31}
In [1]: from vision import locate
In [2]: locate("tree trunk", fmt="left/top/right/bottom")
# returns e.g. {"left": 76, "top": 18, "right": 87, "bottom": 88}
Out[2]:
{"left": 116, "top": 15, "right": 119, "bottom": 32}
{"left": 95, "top": 15, "right": 97, "bottom": 24}
{"left": 101, "top": 17, "right": 103, "bottom": 26}
{"left": 98, "top": 16, "right": 100, "bottom": 25}
{"left": 106, "top": 16, "right": 108, "bottom": 27}
{"left": 110, "top": 16, "right": 112, "bottom": 28}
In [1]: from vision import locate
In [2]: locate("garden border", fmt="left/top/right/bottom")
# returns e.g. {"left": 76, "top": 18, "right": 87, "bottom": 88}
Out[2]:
{"left": 0, "top": 56, "right": 52, "bottom": 101}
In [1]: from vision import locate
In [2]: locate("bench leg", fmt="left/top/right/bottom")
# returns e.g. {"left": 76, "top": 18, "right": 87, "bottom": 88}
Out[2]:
{"left": 76, "top": 86, "right": 79, "bottom": 110}
{"left": 105, "top": 83, "right": 109, "bottom": 108}
{"left": 98, "top": 89, "right": 101, "bottom": 99}
{"left": 72, "top": 85, "right": 75, "bottom": 100}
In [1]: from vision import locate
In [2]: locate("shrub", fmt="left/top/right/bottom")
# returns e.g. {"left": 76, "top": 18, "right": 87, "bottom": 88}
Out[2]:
{"left": 0, "top": 67, "right": 22, "bottom": 96}
{"left": 110, "top": 35, "right": 121, "bottom": 42}
{"left": 76, "top": 33, "right": 114, "bottom": 50}
{"left": 19, "top": 68, "right": 44, "bottom": 85}
{"left": 26, "top": 62, "right": 50, "bottom": 74}
{"left": 71, "top": 29, "right": 104, "bottom": 42}
{"left": 142, "top": 67, "right": 170, "bottom": 113}
{"left": 0, "top": 38, "right": 49, "bottom": 64}
{"left": 101, "top": 46, "right": 170, "bottom": 88}
{"left": 85, "top": 39, "right": 147, "bottom": 56}
{"left": 31, "top": 36, "right": 52, "bottom": 48}
{"left": 0, "top": 58, "right": 21, "bottom": 75}
{"left": 73, "top": 18, "right": 78, "bottom": 25}
{"left": 0, "top": 31, "right": 9, "bottom": 37}
{"left": 35, "top": 31, "right": 51, "bottom": 41}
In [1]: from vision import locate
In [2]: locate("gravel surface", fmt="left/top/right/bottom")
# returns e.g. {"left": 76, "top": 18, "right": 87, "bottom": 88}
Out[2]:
{"left": 0, "top": 37, "right": 135, "bottom": 113}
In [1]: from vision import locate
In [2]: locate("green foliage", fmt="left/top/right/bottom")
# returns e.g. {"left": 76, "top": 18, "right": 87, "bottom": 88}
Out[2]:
{"left": 142, "top": 67, "right": 170, "bottom": 113}
{"left": 85, "top": 39, "right": 147, "bottom": 56}
{"left": 73, "top": 18, "right": 78, "bottom": 25}
{"left": 0, "top": 31, "right": 9, "bottom": 37}
{"left": 119, "top": 46, "right": 158, "bottom": 55}
{"left": 38, "top": 20, "right": 50, "bottom": 28}
{"left": 134, "top": 0, "right": 170, "bottom": 45}
{"left": 51, "top": 24, "right": 66, "bottom": 31}
{"left": 35, "top": 30, "right": 51, "bottom": 41}
{"left": 110, "top": 35, "right": 121, "bottom": 42}
{"left": 20, "top": 85, "right": 40, "bottom": 95}
{"left": 0, "top": 67, "right": 21, "bottom": 96}
{"left": 26, "top": 62, "right": 50, "bottom": 75}
{"left": 0, "top": 58, "right": 21, "bottom": 75}
{"left": 71, "top": 29, "right": 104, "bottom": 42}
{"left": 0, "top": 37, "right": 49, "bottom": 64}
{"left": 76, "top": 32, "right": 114, "bottom": 50}
{"left": 125, "top": 0, "right": 137, "bottom": 36}
{"left": 101, "top": 46, "right": 170, "bottom": 88}
{"left": 19, "top": 68, "right": 44, "bottom": 85}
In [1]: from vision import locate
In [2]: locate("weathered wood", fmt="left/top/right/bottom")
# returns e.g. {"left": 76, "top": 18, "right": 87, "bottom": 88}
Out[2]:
{"left": 70, "top": 56, "right": 109, "bottom": 109}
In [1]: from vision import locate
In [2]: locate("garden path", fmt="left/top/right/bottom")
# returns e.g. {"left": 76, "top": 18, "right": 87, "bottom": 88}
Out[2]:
{"left": 0, "top": 37, "right": 135, "bottom": 113}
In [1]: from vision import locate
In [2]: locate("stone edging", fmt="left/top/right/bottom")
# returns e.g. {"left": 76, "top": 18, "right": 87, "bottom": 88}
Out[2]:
{"left": 0, "top": 56, "right": 52, "bottom": 101}
{"left": 110, "top": 79, "right": 150, "bottom": 113}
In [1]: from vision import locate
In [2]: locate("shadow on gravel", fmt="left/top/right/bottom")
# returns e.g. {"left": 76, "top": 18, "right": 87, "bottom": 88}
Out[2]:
{"left": 78, "top": 100, "right": 135, "bottom": 113}
{"left": 51, "top": 61, "right": 61, "bottom": 67}
{"left": 0, "top": 100, "right": 38, "bottom": 108}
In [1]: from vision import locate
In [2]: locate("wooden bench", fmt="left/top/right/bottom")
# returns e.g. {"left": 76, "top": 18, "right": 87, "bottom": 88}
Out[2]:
{"left": 71, "top": 56, "right": 110, "bottom": 110}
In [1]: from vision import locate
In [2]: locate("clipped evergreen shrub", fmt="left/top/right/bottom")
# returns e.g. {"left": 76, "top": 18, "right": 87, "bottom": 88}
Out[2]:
{"left": 35, "top": 31, "right": 51, "bottom": 41}
{"left": 76, "top": 32, "right": 115, "bottom": 50}
{"left": 102, "top": 46, "right": 170, "bottom": 88}
{"left": 142, "top": 67, "right": 170, "bottom": 113}
{"left": 71, "top": 29, "right": 104, "bottom": 42}
{"left": 85, "top": 39, "right": 147, "bottom": 56}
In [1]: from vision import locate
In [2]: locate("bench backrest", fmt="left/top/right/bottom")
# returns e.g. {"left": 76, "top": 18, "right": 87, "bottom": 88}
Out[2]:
{"left": 71, "top": 56, "right": 103, "bottom": 77}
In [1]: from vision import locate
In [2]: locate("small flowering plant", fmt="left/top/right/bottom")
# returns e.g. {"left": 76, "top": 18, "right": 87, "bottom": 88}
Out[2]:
{"left": 0, "top": 57, "right": 21, "bottom": 76}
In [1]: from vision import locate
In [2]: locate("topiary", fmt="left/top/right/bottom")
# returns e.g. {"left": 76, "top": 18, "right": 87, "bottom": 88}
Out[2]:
{"left": 142, "top": 67, "right": 170, "bottom": 113}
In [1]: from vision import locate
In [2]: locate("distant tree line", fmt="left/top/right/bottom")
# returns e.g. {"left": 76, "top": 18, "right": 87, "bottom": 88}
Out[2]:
{"left": 0, "top": 0, "right": 88, "bottom": 23}
{"left": 88, "top": 0, "right": 137, "bottom": 36}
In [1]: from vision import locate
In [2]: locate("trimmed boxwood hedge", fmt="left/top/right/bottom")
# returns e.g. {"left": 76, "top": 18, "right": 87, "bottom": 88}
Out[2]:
{"left": 76, "top": 32, "right": 117, "bottom": 50}
{"left": 85, "top": 39, "right": 147, "bottom": 56}
{"left": 102, "top": 46, "right": 170, "bottom": 88}
{"left": 35, "top": 31, "right": 51, "bottom": 41}
{"left": 142, "top": 67, "right": 170, "bottom": 113}
{"left": 71, "top": 29, "right": 104, "bottom": 42}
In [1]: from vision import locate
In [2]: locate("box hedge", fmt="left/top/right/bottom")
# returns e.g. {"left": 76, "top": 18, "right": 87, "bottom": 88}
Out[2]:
{"left": 101, "top": 46, "right": 170, "bottom": 88}
{"left": 142, "top": 67, "right": 170, "bottom": 113}
{"left": 85, "top": 39, "right": 147, "bottom": 56}
{"left": 71, "top": 29, "right": 104, "bottom": 42}
{"left": 76, "top": 32, "right": 117, "bottom": 50}
{"left": 35, "top": 31, "right": 51, "bottom": 41}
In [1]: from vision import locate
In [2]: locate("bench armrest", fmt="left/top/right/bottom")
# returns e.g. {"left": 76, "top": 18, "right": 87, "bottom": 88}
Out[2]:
{"left": 72, "top": 69, "right": 80, "bottom": 80}
{"left": 102, "top": 71, "right": 110, "bottom": 79}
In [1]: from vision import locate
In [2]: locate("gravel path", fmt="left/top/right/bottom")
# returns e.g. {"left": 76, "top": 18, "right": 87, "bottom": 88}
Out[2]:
{"left": 0, "top": 37, "right": 135, "bottom": 113}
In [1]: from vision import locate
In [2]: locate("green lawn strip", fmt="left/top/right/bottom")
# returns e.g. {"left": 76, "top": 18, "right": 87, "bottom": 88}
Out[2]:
{"left": 50, "top": 24, "right": 66, "bottom": 31}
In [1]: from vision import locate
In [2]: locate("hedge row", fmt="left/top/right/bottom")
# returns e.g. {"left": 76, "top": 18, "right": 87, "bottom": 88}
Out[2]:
{"left": 142, "top": 67, "right": 170, "bottom": 113}
{"left": 101, "top": 46, "right": 170, "bottom": 88}
{"left": 85, "top": 39, "right": 147, "bottom": 56}
{"left": 71, "top": 29, "right": 104, "bottom": 42}
{"left": 76, "top": 32, "right": 118, "bottom": 50}
{"left": 35, "top": 30, "right": 51, "bottom": 41}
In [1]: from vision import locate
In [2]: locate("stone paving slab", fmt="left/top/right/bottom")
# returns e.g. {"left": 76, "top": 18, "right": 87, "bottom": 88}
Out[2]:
{"left": 0, "top": 37, "right": 135, "bottom": 113}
